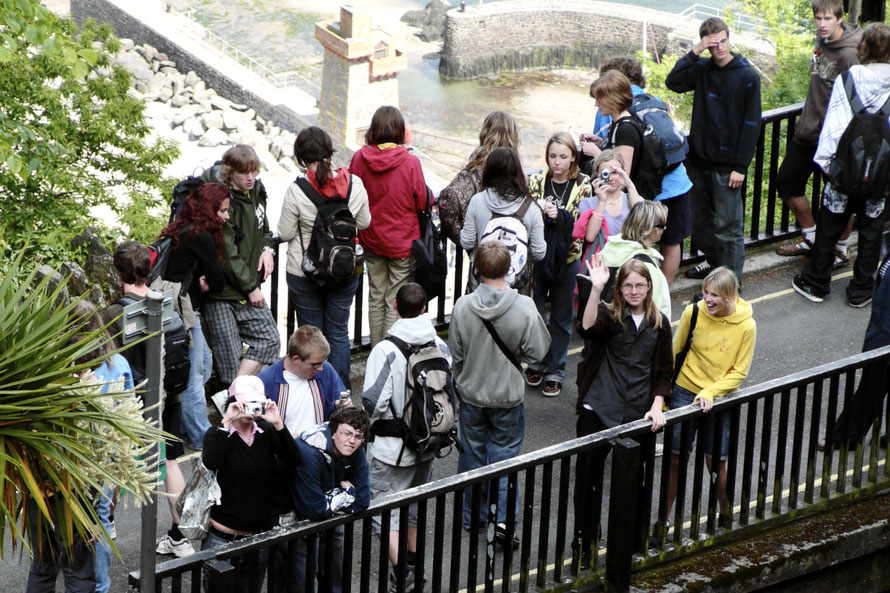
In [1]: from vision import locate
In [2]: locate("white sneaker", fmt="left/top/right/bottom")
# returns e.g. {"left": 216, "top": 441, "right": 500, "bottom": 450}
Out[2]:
{"left": 108, "top": 520, "right": 117, "bottom": 540}
{"left": 156, "top": 533, "right": 195, "bottom": 558}
{"left": 654, "top": 443, "right": 664, "bottom": 457}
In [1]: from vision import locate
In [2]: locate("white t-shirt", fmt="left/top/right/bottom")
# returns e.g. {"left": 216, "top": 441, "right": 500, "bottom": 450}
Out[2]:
{"left": 280, "top": 370, "right": 321, "bottom": 436}
{"left": 631, "top": 312, "right": 645, "bottom": 330}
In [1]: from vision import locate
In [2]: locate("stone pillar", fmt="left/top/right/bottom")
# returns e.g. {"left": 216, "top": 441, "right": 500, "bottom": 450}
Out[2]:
{"left": 316, "top": 6, "right": 406, "bottom": 149}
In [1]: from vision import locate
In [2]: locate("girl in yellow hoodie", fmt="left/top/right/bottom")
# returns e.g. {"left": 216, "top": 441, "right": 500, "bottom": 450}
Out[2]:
{"left": 665, "top": 266, "right": 756, "bottom": 527}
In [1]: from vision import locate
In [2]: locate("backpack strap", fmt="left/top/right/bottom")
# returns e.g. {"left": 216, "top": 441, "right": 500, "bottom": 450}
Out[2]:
{"left": 632, "top": 253, "right": 656, "bottom": 266}
{"left": 515, "top": 196, "right": 533, "bottom": 219}
{"left": 842, "top": 71, "right": 868, "bottom": 115}
{"left": 673, "top": 297, "right": 701, "bottom": 381}
{"left": 480, "top": 319, "right": 523, "bottom": 372}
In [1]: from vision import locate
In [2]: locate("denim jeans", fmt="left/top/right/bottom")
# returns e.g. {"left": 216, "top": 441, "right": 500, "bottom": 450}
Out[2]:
{"left": 180, "top": 314, "right": 212, "bottom": 449}
{"left": 687, "top": 164, "right": 745, "bottom": 284}
{"left": 202, "top": 530, "right": 268, "bottom": 593}
{"left": 457, "top": 402, "right": 525, "bottom": 527}
{"left": 286, "top": 273, "right": 359, "bottom": 389}
{"left": 269, "top": 526, "right": 344, "bottom": 593}
{"left": 531, "top": 258, "right": 581, "bottom": 383}
{"left": 93, "top": 485, "right": 115, "bottom": 593}
{"left": 669, "top": 385, "right": 730, "bottom": 460}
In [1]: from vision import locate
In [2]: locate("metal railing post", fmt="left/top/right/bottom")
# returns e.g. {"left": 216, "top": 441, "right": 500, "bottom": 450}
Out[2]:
{"left": 139, "top": 291, "right": 164, "bottom": 593}
{"left": 605, "top": 438, "right": 641, "bottom": 593}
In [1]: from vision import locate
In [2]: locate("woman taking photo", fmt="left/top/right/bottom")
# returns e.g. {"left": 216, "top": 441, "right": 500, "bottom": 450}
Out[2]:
{"left": 572, "top": 257, "right": 672, "bottom": 569}
{"left": 349, "top": 106, "right": 428, "bottom": 347}
{"left": 600, "top": 200, "right": 671, "bottom": 318}
{"left": 279, "top": 126, "right": 371, "bottom": 387}
{"left": 439, "top": 111, "right": 521, "bottom": 245}
{"left": 576, "top": 149, "right": 644, "bottom": 244}
{"left": 525, "top": 132, "right": 592, "bottom": 397}
{"left": 202, "top": 375, "right": 301, "bottom": 593}
{"left": 159, "top": 183, "right": 230, "bottom": 451}
{"left": 460, "top": 147, "right": 546, "bottom": 293}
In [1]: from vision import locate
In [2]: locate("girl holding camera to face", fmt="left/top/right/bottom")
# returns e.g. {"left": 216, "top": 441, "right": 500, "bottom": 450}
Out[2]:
{"left": 578, "top": 149, "right": 643, "bottom": 243}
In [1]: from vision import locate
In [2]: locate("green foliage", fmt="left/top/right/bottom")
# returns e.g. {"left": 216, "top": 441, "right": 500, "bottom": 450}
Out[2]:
{"left": 0, "top": 253, "right": 165, "bottom": 557}
{"left": 0, "top": 0, "right": 177, "bottom": 266}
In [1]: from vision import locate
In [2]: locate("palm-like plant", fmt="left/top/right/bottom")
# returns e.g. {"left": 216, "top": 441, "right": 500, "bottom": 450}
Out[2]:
{"left": 0, "top": 254, "right": 164, "bottom": 557}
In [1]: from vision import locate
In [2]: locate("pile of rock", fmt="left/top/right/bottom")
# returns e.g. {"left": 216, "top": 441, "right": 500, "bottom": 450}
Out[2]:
{"left": 401, "top": 0, "right": 450, "bottom": 42}
{"left": 112, "top": 39, "right": 298, "bottom": 173}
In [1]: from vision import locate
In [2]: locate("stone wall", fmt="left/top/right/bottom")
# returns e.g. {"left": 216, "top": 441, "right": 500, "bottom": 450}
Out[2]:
{"left": 440, "top": 0, "right": 771, "bottom": 79}
{"left": 70, "top": 0, "right": 316, "bottom": 144}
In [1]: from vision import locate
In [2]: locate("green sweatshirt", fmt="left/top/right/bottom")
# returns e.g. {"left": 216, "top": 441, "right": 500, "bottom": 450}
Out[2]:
{"left": 201, "top": 164, "right": 275, "bottom": 301}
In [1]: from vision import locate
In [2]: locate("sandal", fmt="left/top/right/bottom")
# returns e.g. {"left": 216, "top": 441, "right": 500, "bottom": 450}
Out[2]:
{"left": 832, "top": 247, "right": 850, "bottom": 270}
{"left": 775, "top": 235, "right": 812, "bottom": 256}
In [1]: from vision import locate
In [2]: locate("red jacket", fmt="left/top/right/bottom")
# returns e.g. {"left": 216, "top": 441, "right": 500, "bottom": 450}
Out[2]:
{"left": 349, "top": 145, "right": 427, "bottom": 258}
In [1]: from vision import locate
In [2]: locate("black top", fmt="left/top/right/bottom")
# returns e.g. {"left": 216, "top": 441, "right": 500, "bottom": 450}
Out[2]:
{"left": 202, "top": 420, "right": 301, "bottom": 533}
{"left": 603, "top": 116, "right": 643, "bottom": 183}
{"left": 165, "top": 228, "right": 225, "bottom": 306}
{"left": 542, "top": 178, "right": 575, "bottom": 210}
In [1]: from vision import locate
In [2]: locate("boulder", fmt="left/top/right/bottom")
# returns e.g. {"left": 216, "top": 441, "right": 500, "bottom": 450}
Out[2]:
{"left": 171, "top": 94, "right": 191, "bottom": 109}
{"left": 198, "top": 128, "right": 230, "bottom": 147}
{"left": 202, "top": 110, "right": 224, "bottom": 130}
{"left": 59, "top": 262, "right": 92, "bottom": 300}
{"left": 134, "top": 80, "right": 148, "bottom": 94}
{"left": 222, "top": 109, "right": 244, "bottom": 130}
{"left": 141, "top": 44, "right": 159, "bottom": 63}
{"left": 151, "top": 60, "right": 160, "bottom": 74}
{"left": 194, "top": 80, "right": 206, "bottom": 93}
{"left": 171, "top": 77, "right": 185, "bottom": 97}
{"left": 157, "top": 52, "right": 169, "bottom": 62}
{"left": 184, "top": 117, "right": 208, "bottom": 140}
{"left": 401, "top": 0, "right": 449, "bottom": 42}
{"left": 146, "top": 72, "right": 168, "bottom": 92}
{"left": 210, "top": 95, "right": 232, "bottom": 111}
{"left": 279, "top": 156, "right": 297, "bottom": 173}
{"left": 34, "top": 265, "right": 70, "bottom": 307}
{"left": 119, "top": 38, "right": 135, "bottom": 51}
{"left": 115, "top": 51, "right": 150, "bottom": 74}
{"left": 159, "top": 60, "right": 177, "bottom": 69}
{"left": 194, "top": 100, "right": 213, "bottom": 115}
{"left": 185, "top": 70, "right": 200, "bottom": 87}
{"left": 158, "top": 87, "right": 174, "bottom": 103}
{"left": 172, "top": 105, "right": 200, "bottom": 125}
{"left": 230, "top": 102, "right": 249, "bottom": 112}
{"left": 160, "top": 66, "right": 179, "bottom": 76}
{"left": 243, "top": 108, "right": 256, "bottom": 122}
{"left": 132, "top": 67, "right": 154, "bottom": 83}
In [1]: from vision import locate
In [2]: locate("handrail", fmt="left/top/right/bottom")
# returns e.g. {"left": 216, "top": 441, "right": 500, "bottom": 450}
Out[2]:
{"left": 132, "top": 345, "right": 890, "bottom": 590}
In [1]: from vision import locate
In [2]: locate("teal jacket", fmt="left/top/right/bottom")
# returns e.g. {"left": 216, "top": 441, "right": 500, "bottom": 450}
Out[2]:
{"left": 201, "top": 164, "right": 275, "bottom": 300}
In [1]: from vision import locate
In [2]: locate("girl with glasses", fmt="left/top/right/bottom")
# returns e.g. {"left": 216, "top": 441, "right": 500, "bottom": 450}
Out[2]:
{"left": 571, "top": 257, "right": 673, "bottom": 569}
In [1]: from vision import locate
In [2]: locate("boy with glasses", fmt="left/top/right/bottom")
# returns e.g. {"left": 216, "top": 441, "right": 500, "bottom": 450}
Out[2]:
{"left": 259, "top": 325, "right": 351, "bottom": 438}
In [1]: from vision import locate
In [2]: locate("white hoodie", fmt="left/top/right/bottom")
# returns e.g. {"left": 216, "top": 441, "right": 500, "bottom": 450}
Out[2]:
{"left": 361, "top": 314, "right": 450, "bottom": 466}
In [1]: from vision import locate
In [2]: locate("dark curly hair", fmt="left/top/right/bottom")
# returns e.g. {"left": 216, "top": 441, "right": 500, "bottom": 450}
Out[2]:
{"left": 160, "top": 183, "right": 229, "bottom": 260}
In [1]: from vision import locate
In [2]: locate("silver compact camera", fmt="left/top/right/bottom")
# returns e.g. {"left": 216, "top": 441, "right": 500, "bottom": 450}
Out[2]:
{"left": 243, "top": 402, "right": 264, "bottom": 416}
{"left": 599, "top": 169, "right": 611, "bottom": 182}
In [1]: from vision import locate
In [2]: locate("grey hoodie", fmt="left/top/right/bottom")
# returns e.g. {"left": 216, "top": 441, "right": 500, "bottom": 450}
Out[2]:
{"left": 449, "top": 283, "right": 550, "bottom": 408}
{"left": 459, "top": 188, "right": 546, "bottom": 263}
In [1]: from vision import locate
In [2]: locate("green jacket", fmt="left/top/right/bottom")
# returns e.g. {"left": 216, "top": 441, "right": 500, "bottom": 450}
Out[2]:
{"left": 201, "top": 164, "right": 275, "bottom": 301}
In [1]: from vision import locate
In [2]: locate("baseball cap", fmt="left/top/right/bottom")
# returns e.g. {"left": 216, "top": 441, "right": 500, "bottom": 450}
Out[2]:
{"left": 228, "top": 375, "right": 267, "bottom": 403}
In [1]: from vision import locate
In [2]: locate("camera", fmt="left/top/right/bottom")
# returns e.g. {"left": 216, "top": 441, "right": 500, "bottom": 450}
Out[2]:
{"left": 599, "top": 169, "right": 611, "bottom": 182}
{"left": 243, "top": 402, "right": 264, "bottom": 416}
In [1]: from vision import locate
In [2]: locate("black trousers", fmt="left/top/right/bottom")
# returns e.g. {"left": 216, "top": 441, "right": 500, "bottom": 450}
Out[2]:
{"left": 801, "top": 204, "right": 887, "bottom": 300}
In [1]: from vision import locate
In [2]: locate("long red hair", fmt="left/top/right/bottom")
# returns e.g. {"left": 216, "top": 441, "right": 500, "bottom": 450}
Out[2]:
{"left": 161, "top": 183, "right": 229, "bottom": 260}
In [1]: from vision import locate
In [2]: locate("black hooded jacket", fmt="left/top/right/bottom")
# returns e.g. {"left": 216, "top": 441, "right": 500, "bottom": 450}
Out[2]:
{"left": 666, "top": 50, "right": 762, "bottom": 175}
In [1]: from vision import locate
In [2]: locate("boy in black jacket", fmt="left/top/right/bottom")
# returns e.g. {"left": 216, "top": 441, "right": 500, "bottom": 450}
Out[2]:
{"left": 666, "top": 17, "right": 762, "bottom": 286}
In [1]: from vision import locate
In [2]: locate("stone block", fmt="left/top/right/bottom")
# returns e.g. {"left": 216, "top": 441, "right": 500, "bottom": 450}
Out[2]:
{"left": 198, "top": 128, "right": 230, "bottom": 147}
{"left": 203, "top": 110, "right": 225, "bottom": 130}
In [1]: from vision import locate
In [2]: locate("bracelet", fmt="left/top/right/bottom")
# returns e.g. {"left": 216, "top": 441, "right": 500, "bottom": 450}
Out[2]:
{"left": 262, "top": 246, "right": 276, "bottom": 254}
{"left": 591, "top": 211, "right": 604, "bottom": 220}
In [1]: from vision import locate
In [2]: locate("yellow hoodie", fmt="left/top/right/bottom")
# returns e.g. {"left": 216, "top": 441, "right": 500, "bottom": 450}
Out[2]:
{"left": 673, "top": 297, "right": 756, "bottom": 402}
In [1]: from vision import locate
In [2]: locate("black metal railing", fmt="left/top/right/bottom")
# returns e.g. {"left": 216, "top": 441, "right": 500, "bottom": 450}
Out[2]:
{"left": 272, "top": 104, "right": 808, "bottom": 349}
{"left": 130, "top": 346, "right": 890, "bottom": 592}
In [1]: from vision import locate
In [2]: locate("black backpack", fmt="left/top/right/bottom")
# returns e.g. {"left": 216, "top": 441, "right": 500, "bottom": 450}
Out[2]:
{"left": 370, "top": 336, "right": 460, "bottom": 464}
{"left": 827, "top": 71, "right": 890, "bottom": 201}
{"left": 605, "top": 115, "right": 668, "bottom": 199}
{"left": 598, "top": 253, "right": 657, "bottom": 304}
{"left": 295, "top": 177, "right": 359, "bottom": 286}
{"left": 117, "top": 295, "right": 191, "bottom": 396}
{"left": 411, "top": 187, "right": 448, "bottom": 301}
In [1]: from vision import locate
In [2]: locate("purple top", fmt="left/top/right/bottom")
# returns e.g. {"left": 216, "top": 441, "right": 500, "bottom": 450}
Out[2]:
{"left": 578, "top": 194, "right": 630, "bottom": 238}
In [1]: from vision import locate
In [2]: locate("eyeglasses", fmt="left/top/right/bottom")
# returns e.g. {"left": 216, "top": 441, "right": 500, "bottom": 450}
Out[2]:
{"left": 335, "top": 428, "right": 365, "bottom": 443}
{"left": 620, "top": 282, "right": 650, "bottom": 292}
{"left": 301, "top": 358, "right": 327, "bottom": 370}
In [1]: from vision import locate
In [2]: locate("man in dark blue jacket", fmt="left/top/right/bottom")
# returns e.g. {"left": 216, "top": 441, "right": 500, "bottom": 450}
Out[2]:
{"left": 285, "top": 408, "right": 371, "bottom": 593}
{"left": 666, "top": 17, "right": 762, "bottom": 286}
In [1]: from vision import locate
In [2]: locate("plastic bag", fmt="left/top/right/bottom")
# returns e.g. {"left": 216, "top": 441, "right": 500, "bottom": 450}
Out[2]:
{"left": 174, "top": 460, "right": 220, "bottom": 541}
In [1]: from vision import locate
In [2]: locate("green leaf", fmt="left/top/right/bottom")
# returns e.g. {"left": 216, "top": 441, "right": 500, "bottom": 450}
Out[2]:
{"left": 24, "top": 24, "right": 38, "bottom": 46}
{"left": 71, "top": 59, "right": 87, "bottom": 79}
{"left": 0, "top": 46, "right": 10, "bottom": 63}
{"left": 6, "top": 154, "right": 21, "bottom": 174}
{"left": 77, "top": 48, "right": 98, "bottom": 66}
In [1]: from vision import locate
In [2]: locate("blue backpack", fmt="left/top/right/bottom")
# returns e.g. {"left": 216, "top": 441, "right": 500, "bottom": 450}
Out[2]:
{"left": 630, "top": 93, "right": 689, "bottom": 168}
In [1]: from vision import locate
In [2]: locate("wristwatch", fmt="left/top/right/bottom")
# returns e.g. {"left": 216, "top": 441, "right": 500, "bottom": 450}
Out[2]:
{"left": 262, "top": 246, "right": 276, "bottom": 254}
